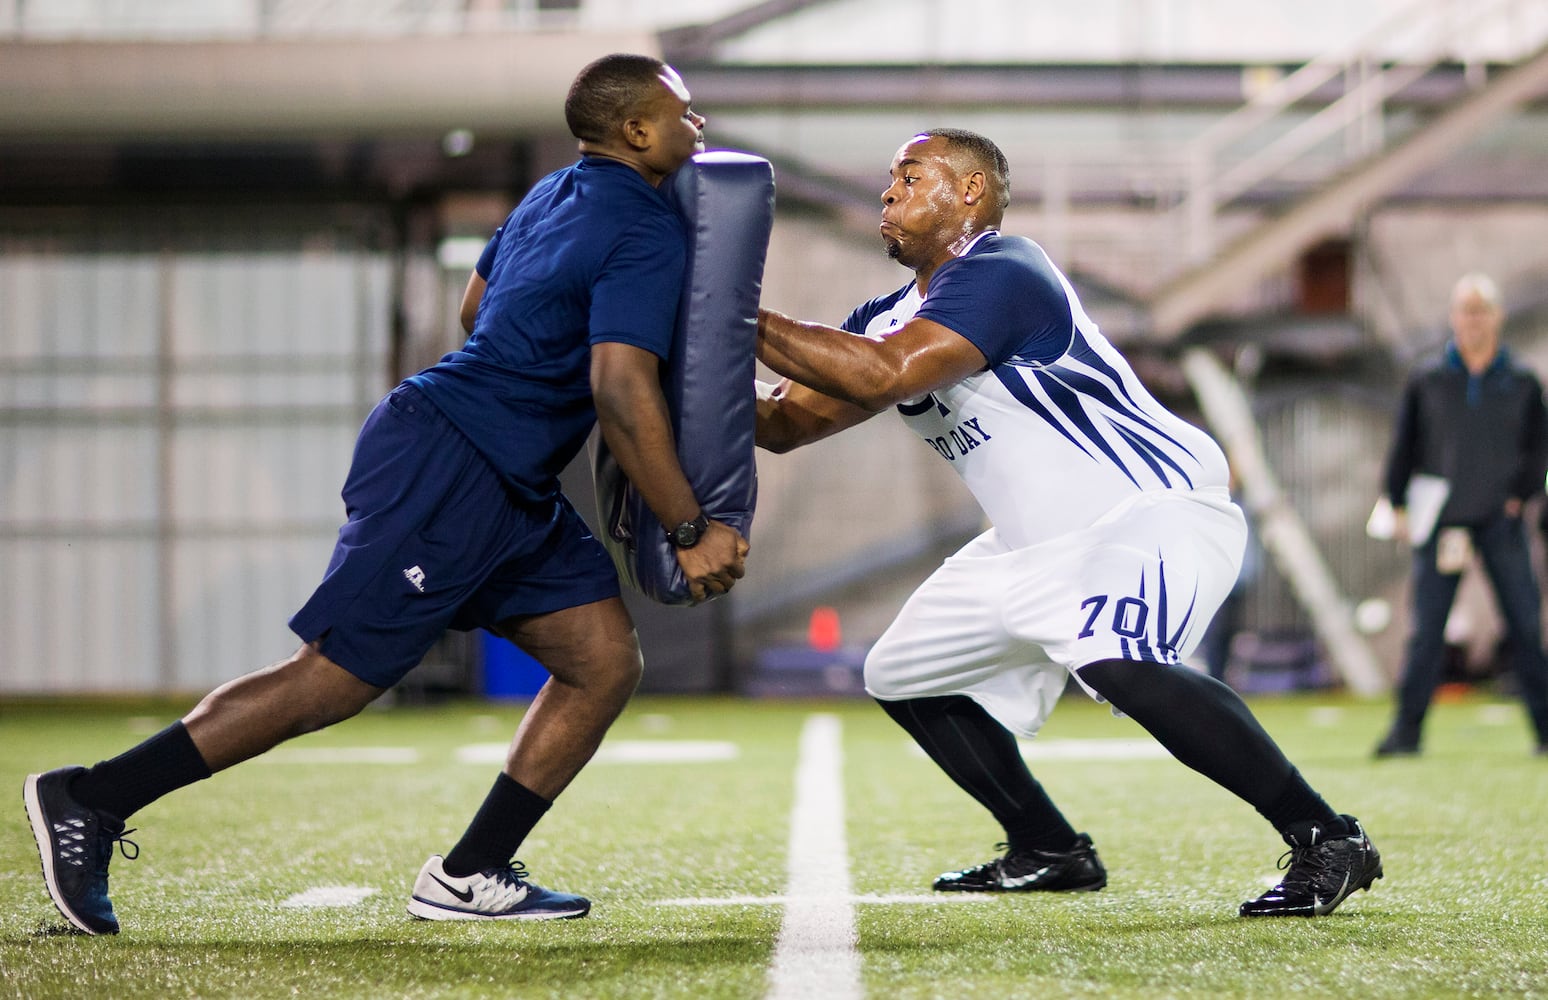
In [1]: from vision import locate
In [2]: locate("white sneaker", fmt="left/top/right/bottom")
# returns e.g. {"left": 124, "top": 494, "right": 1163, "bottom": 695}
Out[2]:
{"left": 406, "top": 855, "right": 590, "bottom": 921}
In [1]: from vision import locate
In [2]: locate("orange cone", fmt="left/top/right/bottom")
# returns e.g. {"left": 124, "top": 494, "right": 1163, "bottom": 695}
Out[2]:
{"left": 808, "top": 606, "right": 842, "bottom": 652}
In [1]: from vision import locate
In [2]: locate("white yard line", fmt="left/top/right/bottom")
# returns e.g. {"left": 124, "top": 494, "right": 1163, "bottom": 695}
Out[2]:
{"left": 455, "top": 740, "right": 738, "bottom": 765}
{"left": 1476, "top": 704, "right": 1516, "bottom": 725}
{"left": 260, "top": 747, "right": 421, "bottom": 765}
{"left": 767, "top": 713, "right": 862, "bottom": 1000}
{"left": 280, "top": 886, "right": 378, "bottom": 908}
{"left": 658, "top": 893, "right": 991, "bottom": 906}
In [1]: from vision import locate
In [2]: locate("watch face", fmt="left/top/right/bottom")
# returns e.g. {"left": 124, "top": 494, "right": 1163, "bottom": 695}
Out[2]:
{"left": 672, "top": 513, "right": 708, "bottom": 548}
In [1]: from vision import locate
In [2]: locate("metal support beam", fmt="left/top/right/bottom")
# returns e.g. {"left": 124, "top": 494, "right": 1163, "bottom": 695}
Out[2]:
{"left": 0, "top": 31, "right": 656, "bottom": 139}
{"left": 1150, "top": 42, "right": 1548, "bottom": 339}
{"left": 660, "top": 0, "right": 844, "bottom": 63}
{"left": 1180, "top": 347, "right": 1388, "bottom": 696}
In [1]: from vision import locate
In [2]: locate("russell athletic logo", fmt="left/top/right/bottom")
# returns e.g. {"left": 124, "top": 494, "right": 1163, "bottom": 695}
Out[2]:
{"left": 403, "top": 566, "right": 426, "bottom": 592}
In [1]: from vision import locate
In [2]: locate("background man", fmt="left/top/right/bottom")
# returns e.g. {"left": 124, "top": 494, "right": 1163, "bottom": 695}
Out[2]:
{"left": 755, "top": 128, "right": 1381, "bottom": 918}
{"left": 1374, "top": 272, "right": 1548, "bottom": 757}
{"left": 25, "top": 53, "right": 747, "bottom": 935}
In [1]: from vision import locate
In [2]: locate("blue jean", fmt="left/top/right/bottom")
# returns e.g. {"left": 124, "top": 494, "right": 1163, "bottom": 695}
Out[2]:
{"left": 1391, "top": 513, "right": 1548, "bottom": 744}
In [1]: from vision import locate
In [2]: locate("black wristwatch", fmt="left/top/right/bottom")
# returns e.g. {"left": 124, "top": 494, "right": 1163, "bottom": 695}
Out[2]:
{"left": 670, "top": 512, "right": 710, "bottom": 549}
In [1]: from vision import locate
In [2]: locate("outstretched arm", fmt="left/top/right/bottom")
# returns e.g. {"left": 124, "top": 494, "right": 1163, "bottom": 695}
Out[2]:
{"left": 755, "top": 377, "right": 876, "bottom": 454}
{"left": 591, "top": 342, "right": 748, "bottom": 603}
{"left": 757, "top": 307, "right": 987, "bottom": 412}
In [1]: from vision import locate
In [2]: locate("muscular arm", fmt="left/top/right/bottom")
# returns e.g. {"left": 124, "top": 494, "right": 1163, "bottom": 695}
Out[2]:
{"left": 459, "top": 271, "right": 487, "bottom": 334}
{"left": 755, "top": 378, "right": 877, "bottom": 454}
{"left": 757, "top": 307, "right": 987, "bottom": 412}
{"left": 591, "top": 342, "right": 747, "bottom": 601}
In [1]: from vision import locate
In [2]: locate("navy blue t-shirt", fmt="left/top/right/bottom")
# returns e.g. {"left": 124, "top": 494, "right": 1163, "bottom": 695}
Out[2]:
{"left": 408, "top": 156, "right": 686, "bottom": 502}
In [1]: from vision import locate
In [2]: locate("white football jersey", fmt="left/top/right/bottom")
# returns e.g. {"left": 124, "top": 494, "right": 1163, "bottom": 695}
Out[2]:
{"left": 843, "top": 233, "right": 1229, "bottom": 550}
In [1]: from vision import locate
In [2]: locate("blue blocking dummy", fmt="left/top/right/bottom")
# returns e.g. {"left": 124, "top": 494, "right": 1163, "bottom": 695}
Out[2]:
{"left": 592, "top": 151, "right": 775, "bottom": 604}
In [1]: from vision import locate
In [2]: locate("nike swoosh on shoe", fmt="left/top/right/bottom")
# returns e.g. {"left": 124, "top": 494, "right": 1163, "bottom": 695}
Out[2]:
{"left": 1312, "top": 873, "right": 1352, "bottom": 916}
{"left": 999, "top": 866, "right": 1053, "bottom": 888}
{"left": 430, "top": 874, "right": 475, "bottom": 903}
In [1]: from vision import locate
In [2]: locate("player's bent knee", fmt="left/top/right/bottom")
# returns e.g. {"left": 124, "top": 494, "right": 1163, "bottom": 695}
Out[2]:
{"left": 533, "top": 636, "right": 643, "bottom": 706}
{"left": 497, "top": 599, "right": 643, "bottom": 699}
{"left": 603, "top": 643, "right": 645, "bottom": 699}
{"left": 277, "top": 645, "right": 385, "bottom": 732}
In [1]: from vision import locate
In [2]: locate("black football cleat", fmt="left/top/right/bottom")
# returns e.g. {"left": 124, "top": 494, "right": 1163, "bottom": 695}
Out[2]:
{"left": 1239, "top": 814, "right": 1382, "bottom": 917}
{"left": 933, "top": 834, "right": 1107, "bottom": 893}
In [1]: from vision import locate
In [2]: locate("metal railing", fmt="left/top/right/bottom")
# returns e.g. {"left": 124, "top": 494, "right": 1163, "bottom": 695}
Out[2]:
{"left": 1173, "top": 0, "right": 1548, "bottom": 262}
{"left": 0, "top": 0, "right": 585, "bottom": 39}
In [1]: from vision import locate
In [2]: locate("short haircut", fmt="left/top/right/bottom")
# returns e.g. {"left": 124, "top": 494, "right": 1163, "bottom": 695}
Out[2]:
{"left": 1451, "top": 272, "right": 1503, "bottom": 311}
{"left": 565, "top": 53, "right": 669, "bottom": 144}
{"left": 917, "top": 128, "right": 1011, "bottom": 213}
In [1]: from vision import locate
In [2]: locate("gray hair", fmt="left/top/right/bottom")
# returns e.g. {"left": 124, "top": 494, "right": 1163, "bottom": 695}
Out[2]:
{"left": 1451, "top": 272, "right": 1503, "bottom": 311}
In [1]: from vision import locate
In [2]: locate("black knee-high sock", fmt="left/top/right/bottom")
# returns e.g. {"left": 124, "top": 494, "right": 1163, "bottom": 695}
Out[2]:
{"left": 69, "top": 721, "right": 212, "bottom": 823}
{"left": 876, "top": 695, "right": 1079, "bottom": 852}
{"left": 1075, "top": 659, "right": 1342, "bottom": 834}
{"left": 442, "top": 773, "right": 551, "bottom": 877}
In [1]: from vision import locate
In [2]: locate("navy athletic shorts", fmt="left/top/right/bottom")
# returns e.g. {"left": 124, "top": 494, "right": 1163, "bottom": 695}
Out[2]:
{"left": 289, "top": 383, "right": 620, "bottom": 688}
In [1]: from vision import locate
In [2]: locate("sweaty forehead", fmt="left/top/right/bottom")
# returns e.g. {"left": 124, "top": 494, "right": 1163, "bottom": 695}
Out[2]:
{"left": 892, "top": 135, "right": 950, "bottom": 170}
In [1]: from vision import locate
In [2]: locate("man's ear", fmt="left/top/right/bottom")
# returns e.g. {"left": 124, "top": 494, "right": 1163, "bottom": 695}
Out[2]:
{"left": 963, "top": 170, "right": 987, "bottom": 207}
{"left": 621, "top": 115, "right": 653, "bottom": 153}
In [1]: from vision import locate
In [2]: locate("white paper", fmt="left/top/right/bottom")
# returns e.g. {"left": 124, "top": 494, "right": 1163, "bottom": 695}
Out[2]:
{"left": 1404, "top": 474, "right": 1450, "bottom": 547}
{"left": 1365, "top": 495, "right": 1396, "bottom": 540}
{"left": 1366, "top": 474, "right": 1450, "bottom": 546}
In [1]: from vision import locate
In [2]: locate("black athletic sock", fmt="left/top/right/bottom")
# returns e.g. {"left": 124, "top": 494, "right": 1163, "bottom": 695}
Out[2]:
{"left": 876, "top": 695, "right": 1079, "bottom": 853}
{"left": 1075, "top": 659, "right": 1340, "bottom": 832}
{"left": 442, "top": 773, "right": 551, "bottom": 878}
{"left": 1261, "top": 775, "right": 1352, "bottom": 840}
{"left": 69, "top": 721, "right": 212, "bottom": 823}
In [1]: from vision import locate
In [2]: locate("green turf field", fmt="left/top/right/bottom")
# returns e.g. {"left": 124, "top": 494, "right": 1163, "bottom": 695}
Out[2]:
{"left": 3, "top": 690, "right": 1547, "bottom": 999}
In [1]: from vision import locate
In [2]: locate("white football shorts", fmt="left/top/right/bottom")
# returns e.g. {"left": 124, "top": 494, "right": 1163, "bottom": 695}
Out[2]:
{"left": 864, "top": 486, "right": 1247, "bottom": 737}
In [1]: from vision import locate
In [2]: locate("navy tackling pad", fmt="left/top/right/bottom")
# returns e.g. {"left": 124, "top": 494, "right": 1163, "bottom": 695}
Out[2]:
{"left": 593, "top": 150, "right": 774, "bottom": 604}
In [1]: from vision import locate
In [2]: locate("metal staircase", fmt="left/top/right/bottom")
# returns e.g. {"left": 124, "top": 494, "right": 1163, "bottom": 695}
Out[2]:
{"left": 1146, "top": 0, "right": 1548, "bottom": 338}
{"left": 1160, "top": 0, "right": 1548, "bottom": 695}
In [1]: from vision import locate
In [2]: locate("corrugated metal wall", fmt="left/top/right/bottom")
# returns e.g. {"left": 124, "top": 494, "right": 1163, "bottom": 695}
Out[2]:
{"left": 0, "top": 210, "right": 392, "bottom": 694}
{"left": 1250, "top": 387, "right": 1409, "bottom": 634}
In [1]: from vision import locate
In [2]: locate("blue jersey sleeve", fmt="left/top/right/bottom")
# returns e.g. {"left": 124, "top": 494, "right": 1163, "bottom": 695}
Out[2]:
{"left": 916, "top": 251, "right": 1073, "bottom": 366}
{"left": 475, "top": 226, "right": 503, "bottom": 280}
{"left": 839, "top": 302, "right": 869, "bottom": 335}
{"left": 840, "top": 283, "right": 915, "bottom": 337}
{"left": 589, "top": 213, "right": 687, "bottom": 359}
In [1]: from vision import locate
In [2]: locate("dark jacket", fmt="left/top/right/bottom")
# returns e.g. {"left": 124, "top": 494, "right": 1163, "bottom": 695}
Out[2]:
{"left": 1383, "top": 343, "right": 1548, "bottom": 526}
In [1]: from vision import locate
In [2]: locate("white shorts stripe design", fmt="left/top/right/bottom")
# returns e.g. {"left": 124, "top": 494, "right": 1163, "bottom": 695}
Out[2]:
{"left": 864, "top": 487, "right": 1246, "bottom": 737}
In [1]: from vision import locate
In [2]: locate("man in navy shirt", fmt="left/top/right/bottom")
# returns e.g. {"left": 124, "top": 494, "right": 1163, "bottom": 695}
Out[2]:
{"left": 756, "top": 128, "right": 1381, "bottom": 918}
{"left": 25, "top": 53, "right": 748, "bottom": 934}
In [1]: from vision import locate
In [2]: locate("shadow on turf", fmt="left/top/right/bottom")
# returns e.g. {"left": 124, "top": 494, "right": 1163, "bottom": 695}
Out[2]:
{"left": 29, "top": 920, "right": 84, "bottom": 938}
{"left": 6, "top": 935, "right": 777, "bottom": 998}
{"left": 861, "top": 899, "right": 1385, "bottom": 956}
{"left": 14, "top": 925, "right": 771, "bottom": 958}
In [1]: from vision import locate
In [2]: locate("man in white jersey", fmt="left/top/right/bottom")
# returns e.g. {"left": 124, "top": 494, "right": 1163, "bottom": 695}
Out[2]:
{"left": 755, "top": 128, "right": 1382, "bottom": 917}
